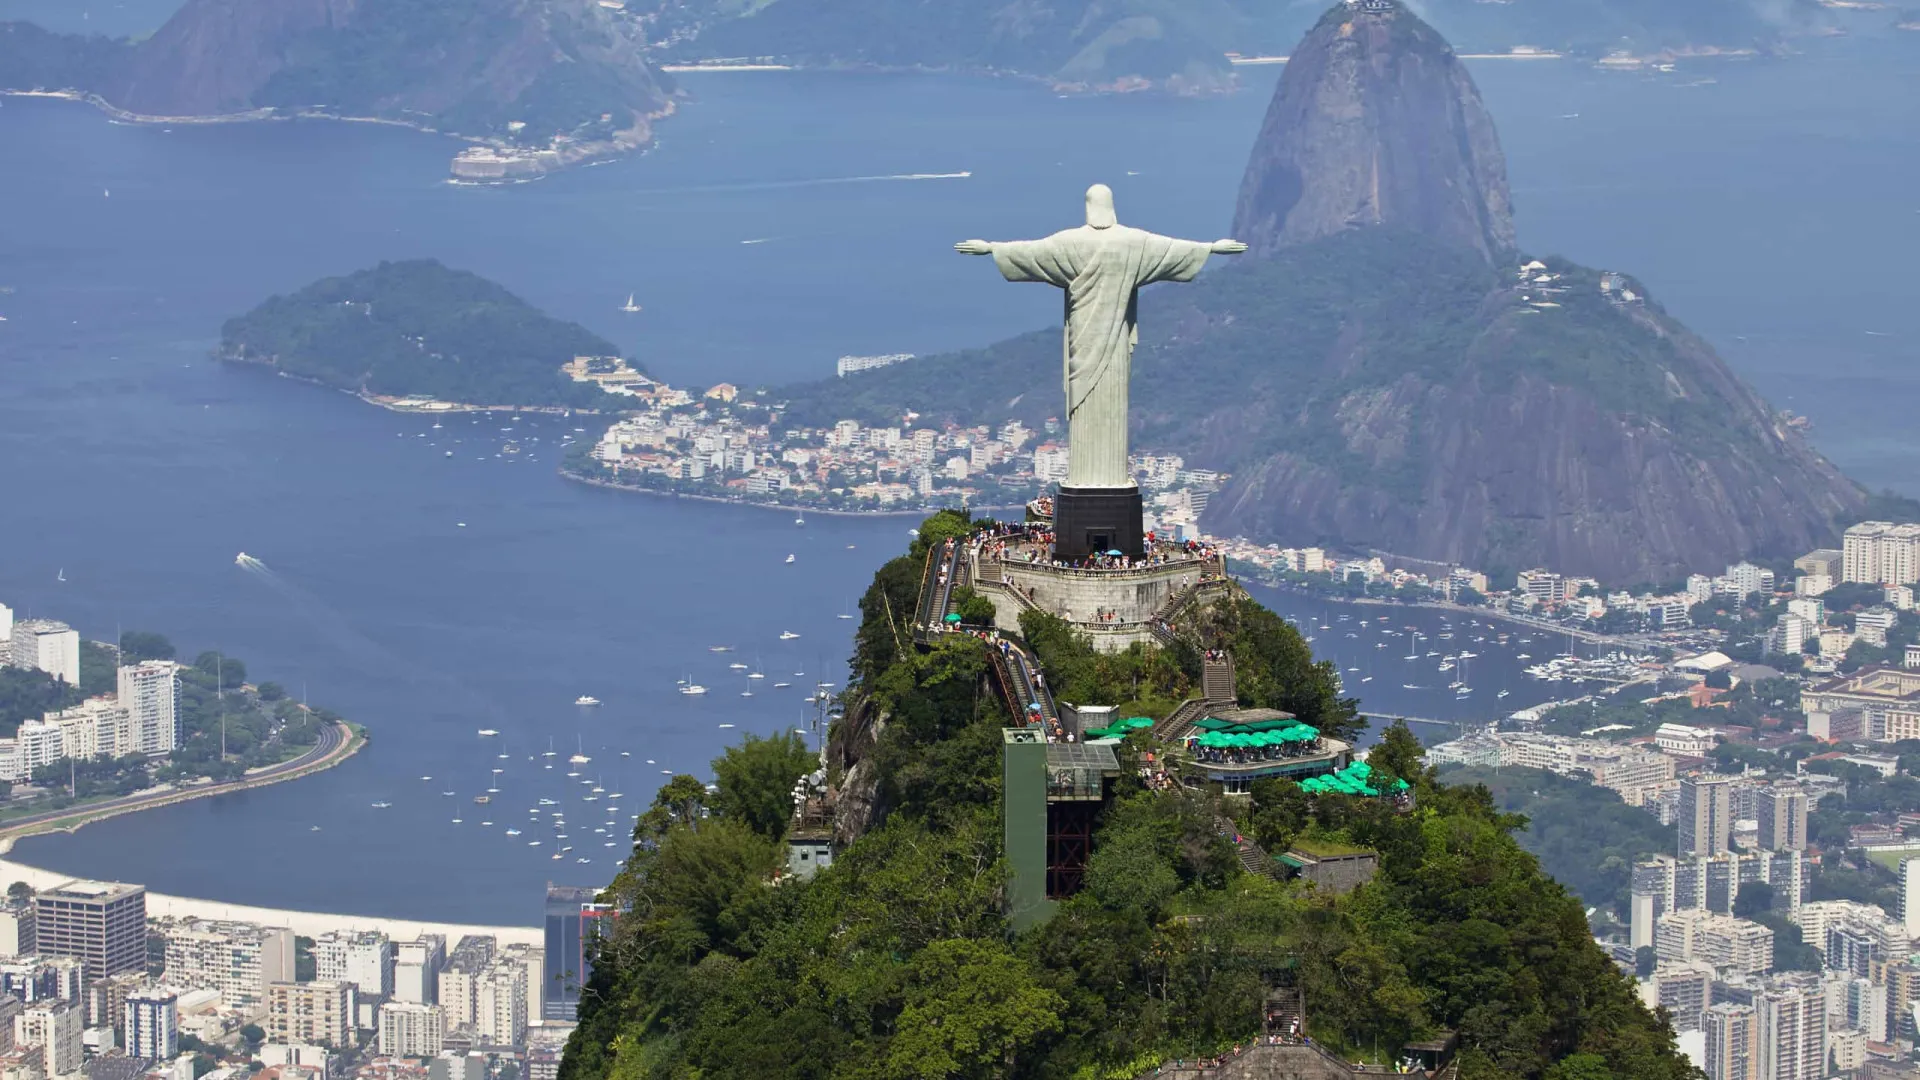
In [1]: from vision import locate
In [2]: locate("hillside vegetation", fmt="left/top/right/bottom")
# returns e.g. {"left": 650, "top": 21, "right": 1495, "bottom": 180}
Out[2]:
{"left": 557, "top": 511, "right": 1694, "bottom": 1080}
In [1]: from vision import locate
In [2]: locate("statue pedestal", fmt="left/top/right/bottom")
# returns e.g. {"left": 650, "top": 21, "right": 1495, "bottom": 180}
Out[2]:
{"left": 1052, "top": 485, "right": 1144, "bottom": 560}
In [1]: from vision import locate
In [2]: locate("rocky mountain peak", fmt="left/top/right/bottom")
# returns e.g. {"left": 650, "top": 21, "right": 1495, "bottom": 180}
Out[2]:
{"left": 1231, "top": 0, "right": 1516, "bottom": 264}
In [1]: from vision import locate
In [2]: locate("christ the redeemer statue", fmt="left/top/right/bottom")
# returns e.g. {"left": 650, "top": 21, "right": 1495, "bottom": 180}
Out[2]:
{"left": 957, "top": 184, "right": 1244, "bottom": 491}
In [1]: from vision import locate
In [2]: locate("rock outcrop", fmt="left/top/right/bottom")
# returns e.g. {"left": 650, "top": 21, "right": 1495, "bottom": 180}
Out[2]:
{"left": 1231, "top": 0, "right": 1515, "bottom": 264}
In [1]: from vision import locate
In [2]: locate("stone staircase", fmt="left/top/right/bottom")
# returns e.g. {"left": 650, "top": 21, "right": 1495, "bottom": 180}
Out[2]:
{"left": 1217, "top": 815, "right": 1277, "bottom": 879}
{"left": 1202, "top": 651, "right": 1235, "bottom": 704}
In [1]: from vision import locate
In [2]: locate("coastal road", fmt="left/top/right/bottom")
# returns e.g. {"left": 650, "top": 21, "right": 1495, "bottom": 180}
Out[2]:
{"left": 0, "top": 719, "right": 359, "bottom": 849}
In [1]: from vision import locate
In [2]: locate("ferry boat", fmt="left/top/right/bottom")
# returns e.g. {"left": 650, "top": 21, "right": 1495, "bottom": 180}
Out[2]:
{"left": 575, "top": 695, "right": 601, "bottom": 706}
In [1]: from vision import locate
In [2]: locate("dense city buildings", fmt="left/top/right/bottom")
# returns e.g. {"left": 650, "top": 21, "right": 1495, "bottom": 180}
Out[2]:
{"left": 32, "top": 881, "right": 146, "bottom": 981}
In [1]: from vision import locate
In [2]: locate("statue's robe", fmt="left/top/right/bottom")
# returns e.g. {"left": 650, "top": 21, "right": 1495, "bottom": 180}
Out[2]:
{"left": 990, "top": 225, "right": 1215, "bottom": 488}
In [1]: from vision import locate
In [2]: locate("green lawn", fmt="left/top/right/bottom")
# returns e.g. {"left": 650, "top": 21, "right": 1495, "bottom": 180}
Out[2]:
{"left": 1865, "top": 846, "right": 1920, "bottom": 871}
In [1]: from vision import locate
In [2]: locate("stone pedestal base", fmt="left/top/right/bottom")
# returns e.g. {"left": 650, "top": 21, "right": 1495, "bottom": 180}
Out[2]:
{"left": 1052, "top": 485, "right": 1144, "bottom": 560}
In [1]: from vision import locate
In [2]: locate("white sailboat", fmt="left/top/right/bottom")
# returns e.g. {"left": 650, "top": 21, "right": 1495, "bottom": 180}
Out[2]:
{"left": 620, "top": 293, "right": 642, "bottom": 313}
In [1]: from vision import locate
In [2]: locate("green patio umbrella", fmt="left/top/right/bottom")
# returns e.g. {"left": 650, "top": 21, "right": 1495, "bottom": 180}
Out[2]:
{"left": 943, "top": 612, "right": 963, "bottom": 623}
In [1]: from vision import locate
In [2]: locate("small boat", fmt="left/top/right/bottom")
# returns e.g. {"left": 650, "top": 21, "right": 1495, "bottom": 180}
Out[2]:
{"left": 794, "top": 515, "right": 805, "bottom": 526}
{"left": 729, "top": 662, "right": 748, "bottom": 670}
{"left": 740, "top": 691, "right": 754, "bottom": 698}
{"left": 419, "top": 775, "right": 432, "bottom": 781}
{"left": 785, "top": 554, "right": 796, "bottom": 564}
{"left": 528, "top": 840, "right": 542, "bottom": 846}
{"left": 779, "top": 631, "right": 801, "bottom": 640}
{"left": 719, "top": 723, "right": 736, "bottom": 729}
{"left": 506, "top": 829, "right": 522, "bottom": 836}
{"left": 680, "top": 682, "right": 707, "bottom": 695}
{"left": 310, "top": 825, "right": 321, "bottom": 832}
{"left": 451, "top": 818, "right": 463, "bottom": 824}
{"left": 1497, "top": 689, "right": 1511, "bottom": 698}
{"left": 477, "top": 729, "right": 499, "bottom": 737}
{"left": 575, "top": 695, "right": 601, "bottom": 707}
{"left": 708, "top": 645, "right": 734, "bottom": 653}
{"left": 540, "top": 798, "right": 557, "bottom": 806}
{"left": 748, "top": 672, "right": 765, "bottom": 680}
{"left": 474, "top": 795, "right": 491, "bottom": 804}
{"left": 773, "top": 682, "right": 791, "bottom": 688}
{"left": 442, "top": 790, "right": 455, "bottom": 797}
{"left": 371, "top": 802, "right": 391, "bottom": 809}
{"left": 621, "top": 293, "right": 642, "bottom": 313}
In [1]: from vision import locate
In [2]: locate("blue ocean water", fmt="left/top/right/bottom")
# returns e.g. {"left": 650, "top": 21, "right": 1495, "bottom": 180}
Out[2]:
{"left": 0, "top": 39, "right": 1914, "bottom": 922}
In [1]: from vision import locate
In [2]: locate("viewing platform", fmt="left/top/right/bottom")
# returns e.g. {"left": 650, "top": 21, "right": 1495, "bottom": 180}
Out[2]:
{"left": 967, "top": 524, "right": 1227, "bottom": 652}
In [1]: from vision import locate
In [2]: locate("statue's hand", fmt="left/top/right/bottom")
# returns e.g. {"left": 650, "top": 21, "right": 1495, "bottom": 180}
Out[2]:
{"left": 954, "top": 239, "right": 993, "bottom": 256}
{"left": 1212, "top": 239, "right": 1248, "bottom": 255}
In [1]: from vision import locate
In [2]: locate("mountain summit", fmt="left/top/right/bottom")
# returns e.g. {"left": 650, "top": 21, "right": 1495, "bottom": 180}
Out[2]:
{"left": 1232, "top": 0, "right": 1515, "bottom": 264}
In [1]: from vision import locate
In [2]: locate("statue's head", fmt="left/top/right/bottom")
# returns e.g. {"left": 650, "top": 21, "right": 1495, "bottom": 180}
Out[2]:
{"left": 1085, "top": 184, "right": 1117, "bottom": 229}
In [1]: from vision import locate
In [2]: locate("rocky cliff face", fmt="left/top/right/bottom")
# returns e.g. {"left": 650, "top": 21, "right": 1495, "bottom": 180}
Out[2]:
{"left": 1177, "top": 253, "right": 1864, "bottom": 583}
{"left": 1231, "top": 0, "right": 1514, "bottom": 264}
{"left": 98, "top": 0, "right": 671, "bottom": 141}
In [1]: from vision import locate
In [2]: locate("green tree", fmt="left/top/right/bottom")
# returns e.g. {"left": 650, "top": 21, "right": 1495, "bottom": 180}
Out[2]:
{"left": 1634, "top": 946, "right": 1656, "bottom": 979}
{"left": 884, "top": 939, "right": 1065, "bottom": 1080}
{"left": 1542, "top": 1054, "right": 1613, "bottom": 1080}
{"left": 6, "top": 882, "right": 32, "bottom": 905}
{"left": 1733, "top": 881, "right": 1773, "bottom": 918}
{"left": 240, "top": 1023, "right": 266, "bottom": 1048}
{"left": 710, "top": 730, "right": 817, "bottom": 841}
{"left": 119, "top": 631, "right": 175, "bottom": 662}
{"left": 1368, "top": 720, "right": 1427, "bottom": 791}
{"left": 636, "top": 775, "right": 710, "bottom": 841}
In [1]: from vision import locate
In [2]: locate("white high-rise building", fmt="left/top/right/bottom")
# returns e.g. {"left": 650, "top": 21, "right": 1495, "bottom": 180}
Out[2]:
{"left": 117, "top": 662, "right": 181, "bottom": 755}
{"left": 161, "top": 920, "right": 294, "bottom": 1009}
{"left": 125, "top": 988, "right": 179, "bottom": 1060}
{"left": 0, "top": 603, "right": 13, "bottom": 658}
{"left": 314, "top": 931, "right": 394, "bottom": 999}
{"left": 16, "top": 1000, "right": 83, "bottom": 1076}
{"left": 1756, "top": 978, "right": 1825, "bottom": 1080}
{"left": 377, "top": 1002, "right": 444, "bottom": 1058}
{"left": 1845, "top": 522, "right": 1920, "bottom": 585}
{"left": 1902, "top": 859, "right": 1920, "bottom": 939}
{"left": 1704, "top": 1002, "right": 1757, "bottom": 1080}
{"left": 394, "top": 936, "right": 445, "bottom": 1006}
{"left": 9, "top": 621, "right": 80, "bottom": 686}
{"left": 472, "top": 961, "right": 528, "bottom": 1048}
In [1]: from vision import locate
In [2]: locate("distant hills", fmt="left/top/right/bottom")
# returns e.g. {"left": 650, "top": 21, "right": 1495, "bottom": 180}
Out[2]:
{"left": 0, "top": 0, "right": 673, "bottom": 150}
{"left": 647, "top": 0, "right": 1841, "bottom": 87}
{"left": 778, "top": 1, "right": 1866, "bottom": 584}
{"left": 219, "top": 260, "right": 626, "bottom": 409}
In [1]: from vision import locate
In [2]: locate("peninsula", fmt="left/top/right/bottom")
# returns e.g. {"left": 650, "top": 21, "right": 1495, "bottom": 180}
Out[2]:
{"left": 0, "top": 626, "right": 363, "bottom": 843}
{"left": 0, "top": 0, "right": 677, "bottom": 182}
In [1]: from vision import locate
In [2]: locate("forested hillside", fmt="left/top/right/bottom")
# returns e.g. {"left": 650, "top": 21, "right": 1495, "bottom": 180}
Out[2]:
{"left": 557, "top": 511, "right": 1695, "bottom": 1080}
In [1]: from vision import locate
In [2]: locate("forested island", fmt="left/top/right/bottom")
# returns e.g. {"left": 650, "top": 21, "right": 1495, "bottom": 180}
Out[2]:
{"left": 557, "top": 510, "right": 1693, "bottom": 1080}
{"left": 218, "top": 260, "right": 630, "bottom": 410}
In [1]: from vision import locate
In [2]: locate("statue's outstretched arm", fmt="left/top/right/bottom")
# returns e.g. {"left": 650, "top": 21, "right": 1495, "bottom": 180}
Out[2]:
{"left": 1212, "top": 239, "right": 1247, "bottom": 254}
{"left": 955, "top": 240, "right": 993, "bottom": 255}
